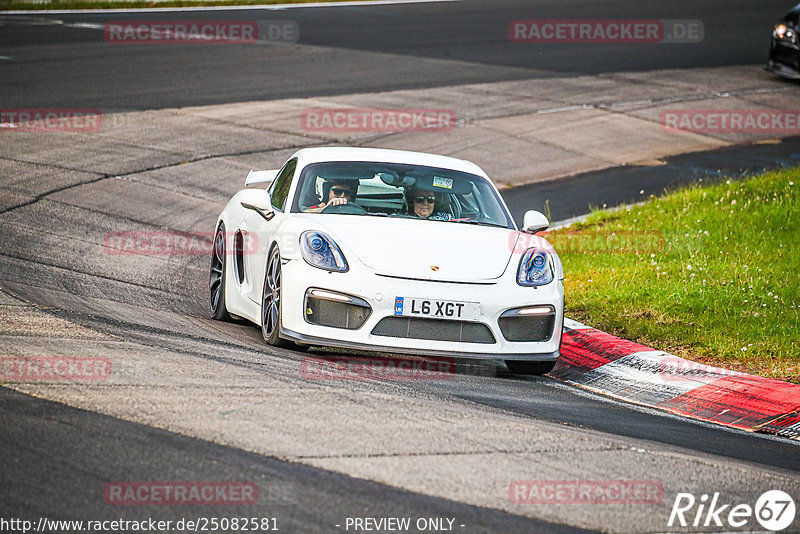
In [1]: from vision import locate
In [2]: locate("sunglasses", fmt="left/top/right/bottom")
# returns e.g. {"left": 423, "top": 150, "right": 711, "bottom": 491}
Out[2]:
{"left": 330, "top": 187, "right": 353, "bottom": 197}
{"left": 414, "top": 195, "right": 436, "bottom": 203}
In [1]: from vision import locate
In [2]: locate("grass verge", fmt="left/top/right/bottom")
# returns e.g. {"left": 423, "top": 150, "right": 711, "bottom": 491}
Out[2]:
{"left": 1, "top": 0, "right": 349, "bottom": 10}
{"left": 545, "top": 167, "right": 799, "bottom": 383}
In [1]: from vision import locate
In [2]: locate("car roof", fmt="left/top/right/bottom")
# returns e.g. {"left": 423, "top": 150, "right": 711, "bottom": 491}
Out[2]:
{"left": 289, "top": 147, "right": 489, "bottom": 179}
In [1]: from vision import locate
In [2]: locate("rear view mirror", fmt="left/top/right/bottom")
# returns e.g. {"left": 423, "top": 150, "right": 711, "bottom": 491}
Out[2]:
{"left": 378, "top": 172, "right": 416, "bottom": 187}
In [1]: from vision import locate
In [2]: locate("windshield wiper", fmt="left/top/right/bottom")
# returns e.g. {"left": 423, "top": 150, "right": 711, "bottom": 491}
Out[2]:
{"left": 456, "top": 219, "right": 508, "bottom": 228}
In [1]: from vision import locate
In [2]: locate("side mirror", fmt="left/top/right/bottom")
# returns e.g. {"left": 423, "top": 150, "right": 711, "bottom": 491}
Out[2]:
{"left": 240, "top": 189, "right": 274, "bottom": 221}
{"left": 522, "top": 210, "right": 550, "bottom": 234}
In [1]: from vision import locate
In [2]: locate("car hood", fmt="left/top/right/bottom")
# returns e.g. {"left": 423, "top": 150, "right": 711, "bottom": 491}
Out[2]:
{"left": 306, "top": 215, "right": 522, "bottom": 282}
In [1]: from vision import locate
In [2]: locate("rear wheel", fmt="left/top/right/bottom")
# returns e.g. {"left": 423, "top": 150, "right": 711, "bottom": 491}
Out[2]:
{"left": 261, "top": 247, "right": 292, "bottom": 348}
{"left": 505, "top": 360, "right": 556, "bottom": 376}
{"left": 209, "top": 223, "right": 230, "bottom": 321}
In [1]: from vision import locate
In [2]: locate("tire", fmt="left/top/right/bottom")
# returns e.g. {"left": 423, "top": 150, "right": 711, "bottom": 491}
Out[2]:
{"left": 261, "top": 246, "right": 292, "bottom": 348}
{"left": 505, "top": 360, "right": 556, "bottom": 376}
{"left": 209, "top": 223, "right": 231, "bottom": 321}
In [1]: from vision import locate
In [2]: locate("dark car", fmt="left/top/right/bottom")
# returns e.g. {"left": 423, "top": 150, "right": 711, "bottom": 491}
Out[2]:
{"left": 766, "top": 3, "right": 800, "bottom": 79}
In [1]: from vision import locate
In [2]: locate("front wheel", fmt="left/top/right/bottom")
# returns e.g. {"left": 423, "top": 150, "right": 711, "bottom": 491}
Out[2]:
{"left": 505, "top": 360, "right": 556, "bottom": 376}
{"left": 209, "top": 223, "right": 230, "bottom": 321}
{"left": 261, "top": 247, "right": 292, "bottom": 348}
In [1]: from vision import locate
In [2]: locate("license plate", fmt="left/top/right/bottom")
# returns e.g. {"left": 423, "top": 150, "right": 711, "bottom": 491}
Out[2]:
{"left": 394, "top": 297, "right": 481, "bottom": 321}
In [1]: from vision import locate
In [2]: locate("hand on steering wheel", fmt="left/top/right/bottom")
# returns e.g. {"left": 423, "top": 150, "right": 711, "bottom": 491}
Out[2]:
{"left": 327, "top": 197, "right": 349, "bottom": 207}
{"left": 321, "top": 202, "right": 366, "bottom": 215}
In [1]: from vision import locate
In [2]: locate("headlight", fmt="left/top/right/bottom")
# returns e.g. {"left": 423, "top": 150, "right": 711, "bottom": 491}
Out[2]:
{"left": 300, "top": 231, "right": 348, "bottom": 272}
{"left": 517, "top": 248, "right": 554, "bottom": 286}
{"left": 774, "top": 23, "right": 796, "bottom": 42}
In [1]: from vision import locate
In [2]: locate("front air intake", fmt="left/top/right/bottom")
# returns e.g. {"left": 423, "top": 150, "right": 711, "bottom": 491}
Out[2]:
{"left": 304, "top": 289, "right": 371, "bottom": 330}
{"left": 371, "top": 317, "right": 495, "bottom": 344}
{"left": 498, "top": 306, "right": 556, "bottom": 342}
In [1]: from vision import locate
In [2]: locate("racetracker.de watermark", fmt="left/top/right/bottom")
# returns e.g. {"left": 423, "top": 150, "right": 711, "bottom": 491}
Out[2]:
{"left": 0, "top": 356, "right": 111, "bottom": 382}
{"left": 104, "top": 482, "right": 258, "bottom": 505}
{"left": 511, "top": 230, "right": 662, "bottom": 255}
{"left": 0, "top": 109, "right": 102, "bottom": 132}
{"left": 661, "top": 109, "right": 800, "bottom": 134}
{"left": 509, "top": 480, "right": 663, "bottom": 504}
{"left": 510, "top": 19, "right": 703, "bottom": 43}
{"left": 103, "top": 231, "right": 258, "bottom": 256}
{"left": 301, "top": 356, "right": 456, "bottom": 381}
{"left": 104, "top": 20, "right": 298, "bottom": 44}
{"left": 301, "top": 108, "right": 456, "bottom": 133}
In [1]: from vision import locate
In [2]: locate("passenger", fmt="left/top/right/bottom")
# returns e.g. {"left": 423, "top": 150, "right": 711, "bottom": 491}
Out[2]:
{"left": 406, "top": 187, "right": 452, "bottom": 220}
{"left": 304, "top": 179, "right": 358, "bottom": 212}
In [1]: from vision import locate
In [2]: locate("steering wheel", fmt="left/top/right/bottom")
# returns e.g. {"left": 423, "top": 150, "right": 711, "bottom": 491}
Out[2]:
{"left": 321, "top": 202, "right": 366, "bottom": 215}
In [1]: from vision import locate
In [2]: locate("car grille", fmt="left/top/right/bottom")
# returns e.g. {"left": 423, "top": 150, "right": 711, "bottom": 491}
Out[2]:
{"left": 371, "top": 317, "right": 495, "bottom": 344}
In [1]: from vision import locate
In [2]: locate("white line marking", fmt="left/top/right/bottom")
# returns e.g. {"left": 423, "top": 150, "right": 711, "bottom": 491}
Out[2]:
{"left": 0, "top": 55, "right": 12, "bottom": 60}
{"left": 536, "top": 104, "right": 594, "bottom": 114}
{"left": 64, "top": 22, "right": 105, "bottom": 29}
{"left": 0, "top": 16, "right": 103, "bottom": 29}
{"left": 1, "top": 0, "right": 461, "bottom": 15}
{"left": 563, "top": 318, "right": 590, "bottom": 330}
{"left": 550, "top": 201, "right": 647, "bottom": 230}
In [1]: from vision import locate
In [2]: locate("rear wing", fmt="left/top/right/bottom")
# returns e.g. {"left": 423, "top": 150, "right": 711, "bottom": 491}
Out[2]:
{"left": 245, "top": 169, "right": 279, "bottom": 187}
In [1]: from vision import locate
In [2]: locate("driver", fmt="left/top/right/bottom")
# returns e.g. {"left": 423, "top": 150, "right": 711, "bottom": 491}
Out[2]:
{"left": 304, "top": 179, "right": 358, "bottom": 212}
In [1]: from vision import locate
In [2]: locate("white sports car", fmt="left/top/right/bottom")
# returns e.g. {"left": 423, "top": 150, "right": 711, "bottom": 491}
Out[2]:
{"left": 210, "top": 147, "right": 564, "bottom": 375}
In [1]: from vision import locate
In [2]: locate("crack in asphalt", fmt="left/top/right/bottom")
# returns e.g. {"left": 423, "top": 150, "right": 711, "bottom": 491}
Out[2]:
{"left": 535, "top": 85, "right": 793, "bottom": 114}
{"left": 293, "top": 446, "right": 629, "bottom": 460}
{"left": 0, "top": 199, "right": 219, "bottom": 245}
{"left": 43, "top": 302, "right": 270, "bottom": 356}
{"left": 0, "top": 252, "right": 201, "bottom": 299}
{"left": 0, "top": 140, "right": 324, "bottom": 215}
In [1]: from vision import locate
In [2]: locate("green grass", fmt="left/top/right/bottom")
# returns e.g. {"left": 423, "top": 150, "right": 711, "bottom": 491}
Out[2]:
{"left": 545, "top": 167, "right": 799, "bottom": 383}
{"left": 1, "top": 0, "right": 349, "bottom": 10}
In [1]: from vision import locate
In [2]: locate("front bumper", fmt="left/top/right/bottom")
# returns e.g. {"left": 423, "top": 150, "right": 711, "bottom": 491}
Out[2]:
{"left": 279, "top": 257, "right": 564, "bottom": 361}
{"left": 766, "top": 39, "right": 800, "bottom": 79}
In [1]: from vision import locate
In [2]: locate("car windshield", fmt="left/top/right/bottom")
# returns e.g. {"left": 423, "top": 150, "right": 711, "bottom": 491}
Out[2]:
{"left": 291, "top": 161, "right": 515, "bottom": 229}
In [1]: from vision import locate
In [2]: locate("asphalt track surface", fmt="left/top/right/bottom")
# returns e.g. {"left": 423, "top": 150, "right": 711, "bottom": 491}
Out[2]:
{"left": 0, "top": 0, "right": 789, "bottom": 109}
{"left": 2, "top": 1, "right": 800, "bottom": 532}
{"left": 1, "top": 388, "right": 586, "bottom": 533}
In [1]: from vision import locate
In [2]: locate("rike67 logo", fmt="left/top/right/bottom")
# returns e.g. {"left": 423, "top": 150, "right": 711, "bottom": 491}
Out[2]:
{"left": 669, "top": 490, "right": 796, "bottom": 531}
